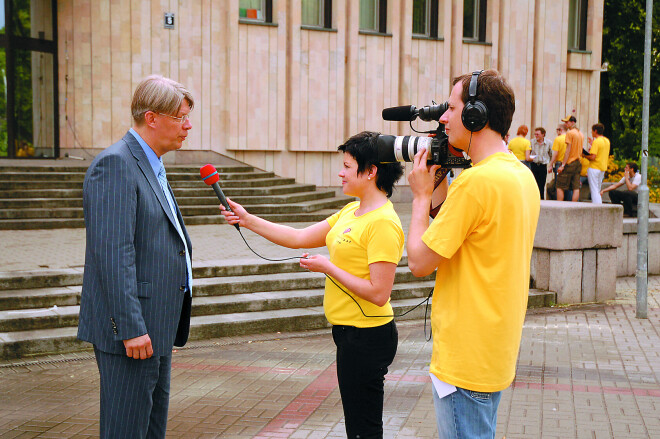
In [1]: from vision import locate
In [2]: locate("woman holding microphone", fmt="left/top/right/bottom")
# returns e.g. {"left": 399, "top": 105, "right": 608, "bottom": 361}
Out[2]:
{"left": 219, "top": 131, "right": 404, "bottom": 438}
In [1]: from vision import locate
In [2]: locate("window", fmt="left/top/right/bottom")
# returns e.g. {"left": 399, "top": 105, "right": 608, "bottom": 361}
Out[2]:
{"left": 463, "top": 0, "right": 487, "bottom": 42}
{"left": 568, "top": 0, "right": 588, "bottom": 51}
{"left": 302, "top": 0, "right": 331, "bottom": 28}
{"left": 359, "top": 0, "right": 387, "bottom": 34}
{"left": 239, "top": 0, "right": 273, "bottom": 23}
{"left": 412, "top": 0, "right": 440, "bottom": 39}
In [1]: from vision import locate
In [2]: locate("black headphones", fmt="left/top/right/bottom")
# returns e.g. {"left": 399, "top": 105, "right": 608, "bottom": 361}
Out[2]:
{"left": 461, "top": 70, "right": 489, "bottom": 132}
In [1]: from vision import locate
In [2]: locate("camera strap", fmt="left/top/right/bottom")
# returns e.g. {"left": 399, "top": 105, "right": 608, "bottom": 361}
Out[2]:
{"left": 429, "top": 168, "right": 451, "bottom": 218}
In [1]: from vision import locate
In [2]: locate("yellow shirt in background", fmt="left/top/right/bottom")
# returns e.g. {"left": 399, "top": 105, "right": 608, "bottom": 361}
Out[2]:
{"left": 580, "top": 157, "right": 590, "bottom": 177}
{"left": 507, "top": 136, "right": 531, "bottom": 161}
{"left": 422, "top": 153, "right": 540, "bottom": 392}
{"left": 324, "top": 200, "right": 404, "bottom": 328}
{"left": 552, "top": 134, "right": 567, "bottom": 163}
{"left": 589, "top": 136, "right": 610, "bottom": 171}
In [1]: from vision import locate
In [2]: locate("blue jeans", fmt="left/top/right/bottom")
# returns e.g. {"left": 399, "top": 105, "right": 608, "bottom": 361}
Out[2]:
{"left": 432, "top": 384, "right": 502, "bottom": 439}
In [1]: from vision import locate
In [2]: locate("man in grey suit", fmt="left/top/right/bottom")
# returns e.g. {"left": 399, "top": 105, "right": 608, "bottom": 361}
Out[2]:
{"left": 78, "top": 75, "right": 194, "bottom": 438}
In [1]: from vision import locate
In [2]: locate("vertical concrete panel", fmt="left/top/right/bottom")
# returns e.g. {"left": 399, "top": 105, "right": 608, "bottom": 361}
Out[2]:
{"left": 91, "top": 1, "right": 111, "bottom": 148}
{"left": 617, "top": 235, "right": 629, "bottom": 277}
{"left": 548, "top": 250, "right": 583, "bottom": 304}
{"left": 627, "top": 234, "right": 637, "bottom": 276}
{"left": 72, "top": 0, "right": 92, "bottom": 147}
{"left": 649, "top": 233, "right": 660, "bottom": 275}
{"left": 530, "top": 248, "right": 550, "bottom": 290}
{"left": 581, "top": 249, "right": 597, "bottom": 302}
{"left": 595, "top": 248, "right": 617, "bottom": 301}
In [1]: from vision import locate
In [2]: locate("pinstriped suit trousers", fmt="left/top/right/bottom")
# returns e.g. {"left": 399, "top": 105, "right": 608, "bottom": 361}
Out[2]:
{"left": 94, "top": 347, "right": 171, "bottom": 439}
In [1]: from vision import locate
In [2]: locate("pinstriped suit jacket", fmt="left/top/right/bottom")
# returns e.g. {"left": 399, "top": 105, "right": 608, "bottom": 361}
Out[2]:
{"left": 78, "top": 132, "right": 192, "bottom": 356}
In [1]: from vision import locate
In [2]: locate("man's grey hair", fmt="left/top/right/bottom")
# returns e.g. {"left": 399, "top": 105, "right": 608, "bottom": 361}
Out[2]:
{"left": 131, "top": 75, "right": 194, "bottom": 125}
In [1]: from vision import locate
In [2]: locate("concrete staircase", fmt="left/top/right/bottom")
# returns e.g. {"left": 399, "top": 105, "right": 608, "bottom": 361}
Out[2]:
{"left": 0, "top": 164, "right": 353, "bottom": 230}
{"left": 0, "top": 257, "right": 556, "bottom": 359}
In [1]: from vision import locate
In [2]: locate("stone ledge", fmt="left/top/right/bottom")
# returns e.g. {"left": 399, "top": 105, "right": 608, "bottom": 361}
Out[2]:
{"left": 534, "top": 200, "right": 622, "bottom": 250}
{"left": 622, "top": 218, "right": 660, "bottom": 234}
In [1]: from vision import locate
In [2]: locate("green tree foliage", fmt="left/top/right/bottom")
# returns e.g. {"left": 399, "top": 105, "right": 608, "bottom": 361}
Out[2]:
{"left": 600, "top": 0, "right": 659, "bottom": 160}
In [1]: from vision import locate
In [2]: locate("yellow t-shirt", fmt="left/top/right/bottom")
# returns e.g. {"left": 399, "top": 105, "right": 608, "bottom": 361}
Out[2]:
{"left": 579, "top": 157, "right": 589, "bottom": 177}
{"left": 324, "top": 200, "right": 404, "bottom": 327}
{"left": 588, "top": 136, "right": 610, "bottom": 171}
{"left": 422, "top": 152, "right": 540, "bottom": 392}
{"left": 507, "top": 136, "right": 531, "bottom": 161}
{"left": 552, "top": 134, "right": 567, "bottom": 163}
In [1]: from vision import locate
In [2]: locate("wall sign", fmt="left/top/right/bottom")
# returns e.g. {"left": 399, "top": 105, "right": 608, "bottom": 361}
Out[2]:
{"left": 164, "top": 13, "right": 175, "bottom": 29}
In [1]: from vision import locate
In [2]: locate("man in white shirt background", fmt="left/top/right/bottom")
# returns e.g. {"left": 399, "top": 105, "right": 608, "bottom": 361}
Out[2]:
{"left": 600, "top": 162, "right": 641, "bottom": 217}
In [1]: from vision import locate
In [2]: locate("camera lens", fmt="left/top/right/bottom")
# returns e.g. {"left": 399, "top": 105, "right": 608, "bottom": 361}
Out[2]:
{"left": 377, "top": 135, "right": 433, "bottom": 163}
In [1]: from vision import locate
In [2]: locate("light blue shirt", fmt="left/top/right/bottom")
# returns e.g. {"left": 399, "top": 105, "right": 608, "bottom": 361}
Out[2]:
{"left": 129, "top": 128, "right": 162, "bottom": 178}
{"left": 129, "top": 128, "right": 193, "bottom": 294}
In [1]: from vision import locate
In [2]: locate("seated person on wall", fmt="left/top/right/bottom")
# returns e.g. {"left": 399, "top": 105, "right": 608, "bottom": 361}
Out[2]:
{"left": 600, "top": 162, "right": 641, "bottom": 217}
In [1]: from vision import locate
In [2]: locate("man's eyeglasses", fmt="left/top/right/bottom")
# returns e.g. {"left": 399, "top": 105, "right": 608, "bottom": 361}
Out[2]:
{"left": 157, "top": 112, "right": 190, "bottom": 124}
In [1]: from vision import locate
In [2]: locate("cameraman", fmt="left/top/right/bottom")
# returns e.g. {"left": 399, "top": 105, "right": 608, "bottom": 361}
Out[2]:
{"left": 406, "top": 70, "right": 540, "bottom": 438}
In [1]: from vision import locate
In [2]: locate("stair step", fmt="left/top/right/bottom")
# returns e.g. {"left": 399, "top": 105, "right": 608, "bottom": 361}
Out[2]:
{"left": 0, "top": 165, "right": 255, "bottom": 174}
{"left": 0, "top": 281, "right": 435, "bottom": 332}
{"left": 0, "top": 198, "right": 83, "bottom": 209}
{"left": 0, "top": 218, "right": 86, "bottom": 230}
{"left": 0, "top": 188, "right": 83, "bottom": 199}
{"left": 0, "top": 286, "right": 82, "bottom": 310}
{"left": 166, "top": 171, "right": 274, "bottom": 182}
{"left": 0, "top": 207, "right": 85, "bottom": 220}
{"left": 170, "top": 177, "right": 296, "bottom": 189}
{"left": 0, "top": 296, "right": 432, "bottom": 359}
{"left": 0, "top": 269, "right": 84, "bottom": 291}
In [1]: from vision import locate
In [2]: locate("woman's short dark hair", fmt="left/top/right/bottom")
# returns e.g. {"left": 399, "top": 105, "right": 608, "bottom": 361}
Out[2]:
{"left": 337, "top": 131, "right": 404, "bottom": 198}
{"left": 453, "top": 69, "right": 515, "bottom": 138}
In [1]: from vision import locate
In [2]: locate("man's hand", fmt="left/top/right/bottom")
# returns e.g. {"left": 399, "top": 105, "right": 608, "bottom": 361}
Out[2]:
{"left": 123, "top": 334, "right": 153, "bottom": 360}
{"left": 408, "top": 148, "right": 441, "bottom": 201}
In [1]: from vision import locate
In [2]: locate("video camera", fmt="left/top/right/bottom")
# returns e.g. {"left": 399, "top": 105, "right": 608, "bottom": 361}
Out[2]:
{"left": 376, "top": 102, "right": 472, "bottom": 169}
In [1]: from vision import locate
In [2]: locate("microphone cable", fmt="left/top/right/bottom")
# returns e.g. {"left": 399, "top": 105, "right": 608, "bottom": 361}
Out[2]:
{"left": 233, "top": 226, "right": 434, "bottom": 322}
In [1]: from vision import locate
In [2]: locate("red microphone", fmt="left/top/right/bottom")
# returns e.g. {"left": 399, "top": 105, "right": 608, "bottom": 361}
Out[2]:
{"left": 200, "top": 164, "right": 239, "bottom": 229}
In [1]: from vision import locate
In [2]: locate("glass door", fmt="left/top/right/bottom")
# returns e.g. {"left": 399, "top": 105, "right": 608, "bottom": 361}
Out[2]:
{"left": 1, "top": 0, "right": 58, "bottom": 159}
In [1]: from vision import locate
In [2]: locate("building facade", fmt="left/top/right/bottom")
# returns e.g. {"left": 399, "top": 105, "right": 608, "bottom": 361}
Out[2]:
{"left": 1, "top": 0, "right": 604, "bottom": 187}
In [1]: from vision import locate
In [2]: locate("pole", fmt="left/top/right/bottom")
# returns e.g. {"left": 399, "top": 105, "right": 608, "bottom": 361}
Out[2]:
{"left": 636, "top": 0, "right": 653, "bottom": 319}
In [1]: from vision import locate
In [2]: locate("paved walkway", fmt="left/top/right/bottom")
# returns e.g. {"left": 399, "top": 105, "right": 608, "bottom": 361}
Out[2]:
{"left": 0, "top": 278, "right": 659, "bottom": 438}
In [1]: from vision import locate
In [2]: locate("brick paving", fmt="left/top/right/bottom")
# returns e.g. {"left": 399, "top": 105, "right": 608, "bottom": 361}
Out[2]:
{"left": 1, "top": 277, "right": 659, "bottom": 438}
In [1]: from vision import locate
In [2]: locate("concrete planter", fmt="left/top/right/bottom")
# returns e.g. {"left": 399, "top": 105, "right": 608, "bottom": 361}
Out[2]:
{"left": 531, "top": 201, "right": 622, "bottom": 304}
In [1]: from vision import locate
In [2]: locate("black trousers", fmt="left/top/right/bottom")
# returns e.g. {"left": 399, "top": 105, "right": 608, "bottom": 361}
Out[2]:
{"left": 609, "top": 190, "right": 638, "bottom": 216}
{"left": 530, "top": 162, "right": 548, "bottom": 200}
{"left": 332, "top": 320, "right": 398, "bottom": 439}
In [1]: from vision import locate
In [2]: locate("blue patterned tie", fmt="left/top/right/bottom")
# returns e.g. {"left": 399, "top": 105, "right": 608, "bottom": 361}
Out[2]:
{"left": 157, "top": 162, "right": 193, "bottom": 296}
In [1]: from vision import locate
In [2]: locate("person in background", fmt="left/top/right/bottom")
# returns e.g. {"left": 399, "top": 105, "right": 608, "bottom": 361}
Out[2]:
{"left": 406, "top": 69, "right": 540, "bottom": 438}
{"left": 219, "top": 131, "right": 404, "bottom": 439}
{"left": 530, "top": 127, "right": 553, "bottom": 199}
{"left": 507, "top": 125, "right": 531, "bottom": 166}
{"left": 584, "top": 123, "right": 611, "bottom": 204}
{"left": 549, "top": 123, "right": 567, "bottom": 177}
{"left": 556, "top": 116, "right": 584, "bottom": 202}
{"left": 601, "top": 162, "right": 641, "bottom": 217}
